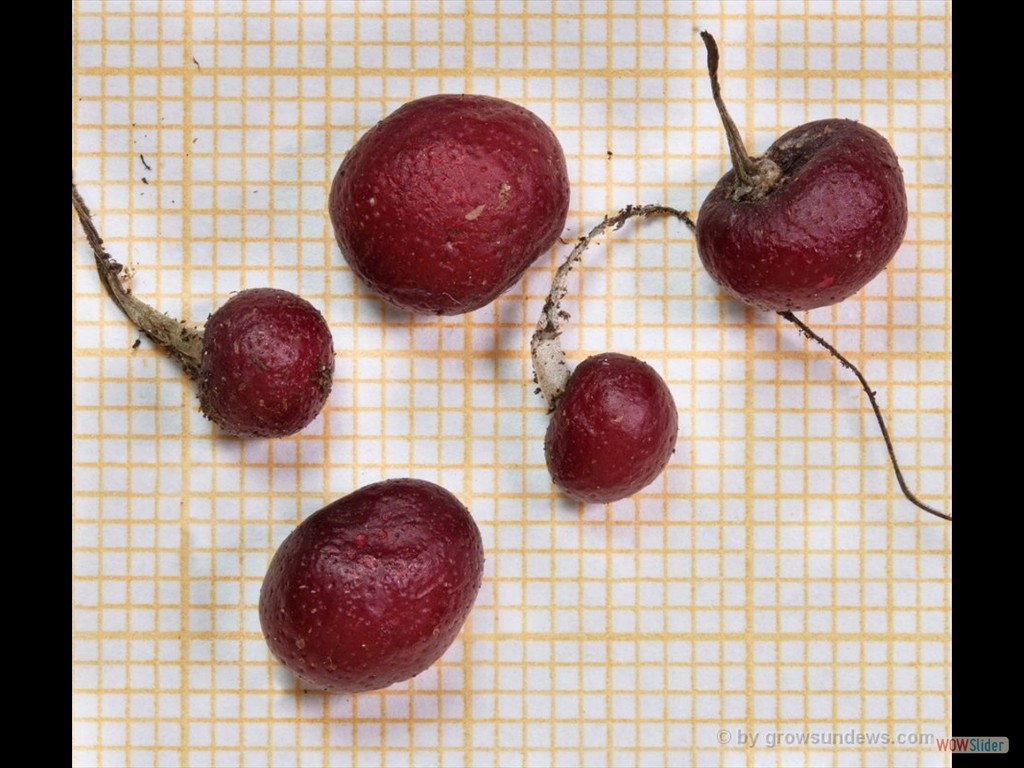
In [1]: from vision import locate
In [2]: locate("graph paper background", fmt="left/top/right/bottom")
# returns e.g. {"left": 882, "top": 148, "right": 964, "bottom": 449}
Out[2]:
{"left": 72, "top": 2, "right": 952, "bottom": 766}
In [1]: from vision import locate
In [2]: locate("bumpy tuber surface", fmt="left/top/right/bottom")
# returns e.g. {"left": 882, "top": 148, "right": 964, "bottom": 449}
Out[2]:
{"left": 72, "top": 178, "right": 334, "bottom": 438}
{"left": 695, "top": 32, "right": 907, "bottom": 313}
{"left": 691, "top": 33, "right": 948, "bottom": 521}
{"left": 259, "top": 478, "right": 484, "bottom": 694}
{"left": 329, "top": 94, "right": 570, "bottom": 315}
{"left": 197, "top": 288, "right": 335, "bottom": 438}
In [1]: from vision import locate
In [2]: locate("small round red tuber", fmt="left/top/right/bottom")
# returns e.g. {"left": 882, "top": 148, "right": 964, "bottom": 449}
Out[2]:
{"left": 532, "top": 205, "right": 687, "bottom": 504}
{"left": 544, "top": 352, "right": 678, "bottom": 504}
{"left": 72, "top": 179, "right": 334, "bottom": 439}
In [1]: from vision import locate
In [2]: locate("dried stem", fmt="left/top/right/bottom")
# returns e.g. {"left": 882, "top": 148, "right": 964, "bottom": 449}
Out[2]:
{"left": 700, "top": 31, "right": 781, "bottom": 200}
{"left": 72, "top": 175, "right": 203, "bottom": 376}
{"left": 701, "top": 31, "right": 757, "bottom": 187}
{"left": 779, "top": 311, "right": 951, "bottom": 522}
{"left": 531, "top": 204, "right": 695, "bottom": 410}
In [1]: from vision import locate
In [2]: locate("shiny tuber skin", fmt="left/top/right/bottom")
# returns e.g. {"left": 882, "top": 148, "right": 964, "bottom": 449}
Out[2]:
{"left": 532, "top": 206, "right": 687, "bottom": 504}
{"left": 259, "top": 479, "right": 484, "bottom": 694}
{"left": 545, "top": 353, "right": 678, "bottom": 504}
{"left": 72, "top": 180, "right": 334, "bottom": 439}
{"left": 695, "top": 32, "right": 907, "bottom": 313}
{"left": 696, "top": 119, "right": 907, "bottom": 312}
{"left": 329, "top": 93, "right": 570, "bottom": 315}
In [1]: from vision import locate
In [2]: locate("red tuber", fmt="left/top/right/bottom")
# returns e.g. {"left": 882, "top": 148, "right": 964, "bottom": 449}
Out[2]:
{"left": 329, "top": 94, "right": 570, "bottom": 315}
{"left": 695, "top": 34, "right": 907, "bottom": 313}
{"left": 690, "top": 32, "right": 949, "bottom": 521}
{"left": 532, "top": 206, "right": 686, "bottom": 504}
{"left": 259, "top": 478, "right": 484, "bottom": 694}
{"left": 72, "top": 179, "right": 334, "bottom": 439}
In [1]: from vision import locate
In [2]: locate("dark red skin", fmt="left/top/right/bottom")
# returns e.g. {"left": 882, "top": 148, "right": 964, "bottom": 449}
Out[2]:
{"left": 696, "top": 119, "right": 907, "bottom": 312}
{"left": 259, "top": 478, "right": 484, "bottom": 694}
{"left": 329, "top": 93, "right": 570, "bottom": 315}
{"left": 545, "top": 353, "right": 678, "bottom": 504}
{"left": 198, "top": 288, "right": 334, "bottom": 438}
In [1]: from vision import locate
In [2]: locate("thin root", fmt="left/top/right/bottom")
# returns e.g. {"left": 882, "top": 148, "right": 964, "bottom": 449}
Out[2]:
{"left": 531, "top": 204, "right": 695, "bottom": 410}
{"left": 779, "top": 311, "right": 951, "bottom": 522}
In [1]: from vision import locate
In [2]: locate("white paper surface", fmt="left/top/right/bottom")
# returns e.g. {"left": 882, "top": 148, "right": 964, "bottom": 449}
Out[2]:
{"left": 72, "top": 3, "right": 952, "bottom": 766}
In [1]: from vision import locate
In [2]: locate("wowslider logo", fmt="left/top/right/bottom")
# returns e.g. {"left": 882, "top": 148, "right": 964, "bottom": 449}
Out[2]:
{"left": 936, "top": 737, "right": 1009, "bottom": 754}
